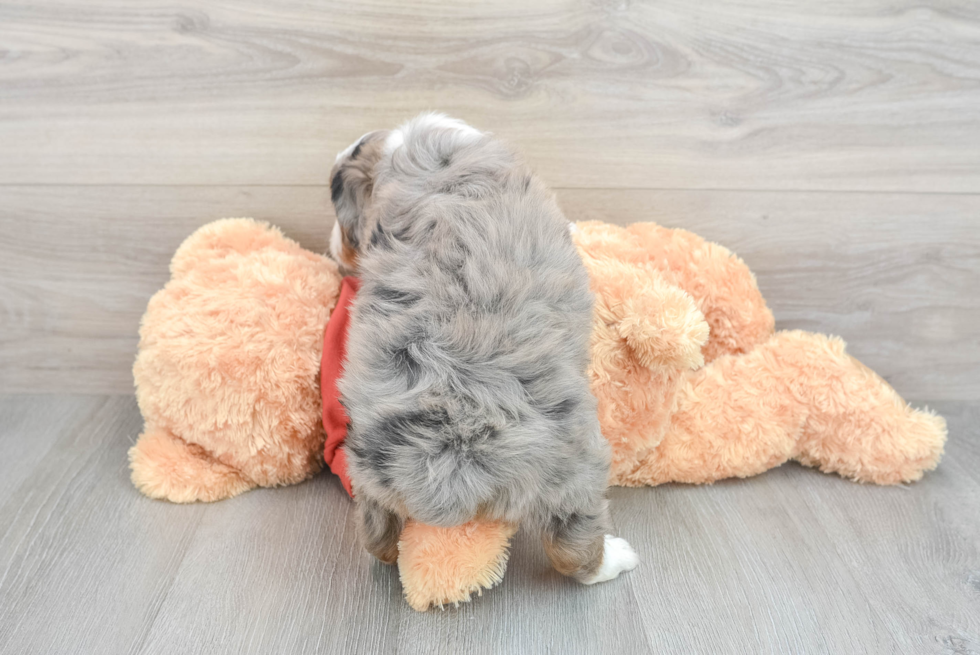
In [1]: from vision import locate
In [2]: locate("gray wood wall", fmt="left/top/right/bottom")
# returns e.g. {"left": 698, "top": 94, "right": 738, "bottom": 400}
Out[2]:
{"left": 1, "top": 0, "right": 978, "bottom": 400}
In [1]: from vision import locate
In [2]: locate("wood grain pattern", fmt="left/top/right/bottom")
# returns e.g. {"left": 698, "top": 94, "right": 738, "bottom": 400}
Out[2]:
{"left": 2, "top": 2, "right": 978, "bottom": 652}
{"left": 1, "top": 1, "right": 980, "bottom": 190}
{"left": 2, "top": 185, "right": 976, "bottom": 399}
{"left": 0, "top": 395, "right": 977, "bottom": 654}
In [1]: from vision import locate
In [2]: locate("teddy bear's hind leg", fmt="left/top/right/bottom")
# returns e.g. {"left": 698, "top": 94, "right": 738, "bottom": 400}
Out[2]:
{"left": 129, "top": 425, "right": 254, "bottom": 503}
{"left": 632, "top": 331, "right": 948, "bottom": 487}
{"left": 623, "top": 347, "right": 803, "bottom": 486}
{"left": 788, "top": 333, "right": 948, "bottom": 484}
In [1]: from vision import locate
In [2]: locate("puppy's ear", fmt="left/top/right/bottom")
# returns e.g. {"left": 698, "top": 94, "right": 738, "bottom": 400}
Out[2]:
{"left": 329, "top": 130, "right": 390, "bottom": 263}
{"left": 330, "top": 162, "right": 361, "bottom": 241}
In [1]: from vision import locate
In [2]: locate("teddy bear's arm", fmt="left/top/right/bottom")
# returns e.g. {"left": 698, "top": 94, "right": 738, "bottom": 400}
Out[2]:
{"left": 626, "top": 223, "right": 775, "bottom": 362}
{"left": 582, "top": 252, "right": 709, "bottom": 372}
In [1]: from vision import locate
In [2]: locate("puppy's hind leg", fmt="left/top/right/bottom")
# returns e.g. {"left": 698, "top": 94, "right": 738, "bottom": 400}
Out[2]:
{"left": 356, "top": 496, "right": 403, "bottom": 565}
{"left": 542, "top": 500, "right": 639, "bottom": 585}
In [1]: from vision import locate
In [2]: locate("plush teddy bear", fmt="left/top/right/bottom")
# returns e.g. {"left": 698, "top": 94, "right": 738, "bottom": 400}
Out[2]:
{"left": 130, "top": 218, "right": 341, "bottom": 502}
{"left": 129, "top": 217, "right": 946, "bottom": 611}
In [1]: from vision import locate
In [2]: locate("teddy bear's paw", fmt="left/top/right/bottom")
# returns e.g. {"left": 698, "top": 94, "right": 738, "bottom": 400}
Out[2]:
{"left": 582, "top": 535, "right": 639, "bottom": 585}
{"left": 129, "top": 427, "right": 254, "bottom": 503}
{"left": 397, "top": 520, "right": 518, "bottom": 611}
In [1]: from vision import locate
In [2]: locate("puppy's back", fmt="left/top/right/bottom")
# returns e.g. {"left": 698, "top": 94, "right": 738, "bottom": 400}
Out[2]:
{"left": 341, "top": 122, "right": 608, "bottom": 527}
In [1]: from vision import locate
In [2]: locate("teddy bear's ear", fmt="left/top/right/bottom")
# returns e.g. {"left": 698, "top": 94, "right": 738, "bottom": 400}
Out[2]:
{"left": 169, "top": 218, "right": 313, "bottom": 280}
{"left": 585, "top": 254, "right": 709, "bottom": 372}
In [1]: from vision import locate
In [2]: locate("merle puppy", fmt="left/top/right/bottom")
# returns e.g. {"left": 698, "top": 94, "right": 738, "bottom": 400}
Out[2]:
{"left": 328, "top": 114, "right": 637, "bottom": 584}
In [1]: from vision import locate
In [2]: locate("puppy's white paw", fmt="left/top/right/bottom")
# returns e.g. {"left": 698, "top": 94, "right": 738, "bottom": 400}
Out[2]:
{"left": 582, "top": 535, "right": 639, "bottom": 585}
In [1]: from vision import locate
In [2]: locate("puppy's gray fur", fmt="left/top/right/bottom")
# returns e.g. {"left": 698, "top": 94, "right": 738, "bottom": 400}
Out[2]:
{"left": 329, "top": 114, "right": 635, "bottom": 582}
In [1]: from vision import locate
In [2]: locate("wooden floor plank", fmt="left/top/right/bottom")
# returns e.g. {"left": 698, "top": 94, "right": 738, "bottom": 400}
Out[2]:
{"left": 0, "top": 395, "right": 208, "bottom": 655}
{"left": 2, "top": 185, "right": 976, "bottom": 399}
{"left": 1, "top": 1, "right": 979, "bottom": 190}
{"left": 0, "top": 396, "right": 976, "bottom": 654}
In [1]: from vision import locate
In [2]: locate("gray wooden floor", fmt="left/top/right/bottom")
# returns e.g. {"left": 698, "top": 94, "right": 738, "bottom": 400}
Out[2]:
{"left": 2, "top": 0, "right": 980, "bottom": 652}
{"left": 0, "top": 395, "right": 978, "bottom": 654}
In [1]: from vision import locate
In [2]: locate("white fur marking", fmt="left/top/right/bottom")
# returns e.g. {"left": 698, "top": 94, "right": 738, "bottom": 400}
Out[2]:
{"left": 403, "top": 112, "right": 483, "bottom": 141}
{"left": 582, "top": 535, "right": 639, "bottom": 585}
{"left": 384, "top": 129, "right": 405, "bottom": 155}
{"left": 335, "top": 141, "right": 356, "bottom": 164}
{"left": 329, "top": 221, "right": 343, "bottom": 263}
{"left": 568, "top": 222, "right": 579, "bottom": 234}
{"left": 335, "top": 131, "right": 375, "bottom": 163}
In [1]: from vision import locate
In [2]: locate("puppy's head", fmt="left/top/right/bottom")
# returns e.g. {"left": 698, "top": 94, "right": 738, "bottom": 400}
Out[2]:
{"left": 329, "top": 130, "right": 391, "bottom": 272}
{"left": 328, "top": 114, "right": 486, "bottom": 273}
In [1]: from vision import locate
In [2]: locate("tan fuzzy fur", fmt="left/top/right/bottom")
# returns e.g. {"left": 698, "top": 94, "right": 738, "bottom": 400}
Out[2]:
{"left": 130, "top": 218, "right": 342, "bottom": 502}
